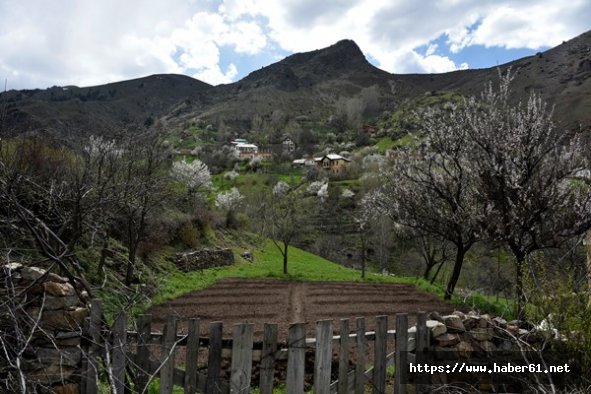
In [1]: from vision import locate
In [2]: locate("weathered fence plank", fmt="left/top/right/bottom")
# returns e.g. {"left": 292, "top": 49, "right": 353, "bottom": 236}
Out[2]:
{"left": 111, "top": 312, "right": 128, "bottom": 394}
{"left": 206, "top": 321, "right": 223, "bottom": 394}
{"left": 160, "top": 316, "right": 178, "bottom": 394}
{"left": 373, "top": 315, "right": 387, "bottom": 394}
{"left": 415, "top": 312, "right": 428, "bottom": 392}
{"left": 338, "top": 319, "right": 349, "bottom": 394}
{"left": 135, "top": 314, "right": 152, "bottom": 392}
{"left": 85, "top": 299, "right": 102, "bottom": 394}
{"left": 259, "top": 323, "right": 278, "bottom": 394}
{"left": 184, "top": 318, "right": 200, "bottom": 394}
{"left": 230, "top": 323, "right": 254, "bottom": 393}
{"left": 314, "top": 320, "right": 333, "bottom": 394}
{"left": 394, "top": 313, "right": 408, "bottom": 394}
{"left": 286, "top": 323, "right": 306, "bottom": 394}
{"left": 355, "top": 317, "right": 366, "bottom": 394}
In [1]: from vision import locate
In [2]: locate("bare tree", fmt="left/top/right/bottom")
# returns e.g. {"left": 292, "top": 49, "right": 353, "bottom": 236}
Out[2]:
{"left": 116, "top": 131, "right": 172, "bottom": 285}
{"left": 259, "top": 181, "right": 311, "bottom": 274}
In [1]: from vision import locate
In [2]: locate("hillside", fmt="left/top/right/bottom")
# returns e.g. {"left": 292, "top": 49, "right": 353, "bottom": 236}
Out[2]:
{"left": 0, "top": 74, "right": 212, "bottom": 138}
{"left": 1, "top": 30, "right": 590, "bottom": 138}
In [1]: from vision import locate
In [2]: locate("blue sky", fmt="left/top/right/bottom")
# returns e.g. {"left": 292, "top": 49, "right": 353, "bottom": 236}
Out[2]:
{"left": 0, "top": 0, "right": 589, "bottom": 89}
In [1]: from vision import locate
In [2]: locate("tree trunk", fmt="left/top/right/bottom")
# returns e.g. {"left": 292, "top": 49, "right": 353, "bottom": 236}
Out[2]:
{"left": 430, "top": 260, "right": 445, "bottom": 285}
{"left": 444, "top": 247, "right": 465, "bottom": 300}
{"left": 282, "top": 242, "right": 288, "bottom": 275}
{"left": 423, "top": 264, "right": 433, "bottom": 280}
{"left": 586, "top": 230, "right": 591, "bottom": 306}
{"left": 515, "top": 254, "right": 527, "bottom": 321}
{"left": 96, "top": 234, "right": 109, "bottom": 277}
{"left": 360, "top": 233, "right": 366, "bottom": 279}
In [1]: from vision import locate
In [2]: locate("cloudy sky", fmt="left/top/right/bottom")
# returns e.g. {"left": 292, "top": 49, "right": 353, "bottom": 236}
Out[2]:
{"left": 1, "top": 0, "right": 589, "bottom": 90}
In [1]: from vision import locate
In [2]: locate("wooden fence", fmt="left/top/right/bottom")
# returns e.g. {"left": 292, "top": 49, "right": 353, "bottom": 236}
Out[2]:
{"left": 80, "top": 299, "right": 430, "bottom": 394}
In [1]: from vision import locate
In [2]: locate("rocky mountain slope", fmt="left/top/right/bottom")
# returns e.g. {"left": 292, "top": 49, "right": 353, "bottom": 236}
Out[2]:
{"left": 1, "top": 30, "right": 590, "bottom": 138}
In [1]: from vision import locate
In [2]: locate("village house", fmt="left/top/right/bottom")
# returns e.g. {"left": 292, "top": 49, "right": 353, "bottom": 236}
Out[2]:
{"left": 282, "top": 137, "right": 296, "bottom": 155}
{"left": 231, "top": 139, "right": 272, "bottom": 160}
{"left": 314, "top": 153, "right": 350, "bottom": 174}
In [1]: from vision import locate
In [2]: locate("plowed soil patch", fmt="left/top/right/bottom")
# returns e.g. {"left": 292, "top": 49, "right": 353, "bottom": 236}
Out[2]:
{"left": 147, "top": 278, "right": 455, "bottom": 338}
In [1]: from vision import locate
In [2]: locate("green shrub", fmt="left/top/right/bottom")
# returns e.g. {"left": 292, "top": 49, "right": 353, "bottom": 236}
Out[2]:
{"left": 178, "top": 221, "right": 199, "bottom": 248}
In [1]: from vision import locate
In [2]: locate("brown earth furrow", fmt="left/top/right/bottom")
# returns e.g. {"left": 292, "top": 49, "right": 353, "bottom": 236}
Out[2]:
{"left": 145, "top": 278, "right": 456, "bottom": 341}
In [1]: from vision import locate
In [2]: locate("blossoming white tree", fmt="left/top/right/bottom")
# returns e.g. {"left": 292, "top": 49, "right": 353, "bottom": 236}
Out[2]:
{"left": 170, "top": 159, "right": 211, "bottom": 191}
{"left": 373, "top": 71, "right": 591, "bottom": 318}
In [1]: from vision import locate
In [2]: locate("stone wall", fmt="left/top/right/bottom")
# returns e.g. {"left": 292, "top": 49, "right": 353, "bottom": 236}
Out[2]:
{"left": 408, "top": 310, "right": 567, "bottom": 391}
{"left": 174, "top": 248, "right": 234, "bottom": 272}
{"left": 0, "top": 263, "right": 89, "bottom": 393}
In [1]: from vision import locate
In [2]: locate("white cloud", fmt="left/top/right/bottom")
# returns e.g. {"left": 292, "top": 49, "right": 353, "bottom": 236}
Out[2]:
{"left": 0, "top": 0, "right": 589, "bottom": 89}
{"left": 194, "top": 63, "right": 238, "bottom": 85}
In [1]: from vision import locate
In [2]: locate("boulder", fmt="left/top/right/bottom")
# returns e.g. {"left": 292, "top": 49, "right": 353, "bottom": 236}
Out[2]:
{"left": 492, "top": 317, "right": 507, "bottom": 329}
{"left": 427, "top": 320, "right": 447, "bottom": 337}
{"left": 36, "top": 347, "right": 82, "bottom": 367}
{"left": 477, "top": 317, "right": 491, "bottom": 328}
{"left": 42, "top": 307, "right": 88, "bottom": 331}
{"left": 470, "top": 328, "right": 494, "bottom": 341}
{"left": 456, "top": 340, "right": 474, "bottom": 357}
{"left": 476, "top": 340, "right": 496, "bottom": 353}
{"left": 43, "top": 295, "right": 80, "bottom": 310}
{"left": 52, "top": 384, "right": 80, "bottom": 394}
{"left": 452, "top": 310, "right": 466, "bottom": 319}
{"left": 436, "top": 333, "right": 460, "bottom": 347}
{"left": 20, "top": 266, "right": 47, "bottom": 281}
{"left": 44, "top": 281, "right": 76, "bottom": 297}
{"left": 463, "top": 316, "right": 480, "bottom": 330}
{"left": 428, "top": 311, "right": 444, "bottom": 323}
{"left": 443, "top": 315, "right": 465, "bottom": 333}
{"left": 28, "top": 364, "right": 76, "bottom": 384}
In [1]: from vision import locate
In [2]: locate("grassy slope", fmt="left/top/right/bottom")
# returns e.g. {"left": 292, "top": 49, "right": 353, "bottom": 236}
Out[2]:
{"left": 151, "top": 239, "right": 513, "bottom": 317}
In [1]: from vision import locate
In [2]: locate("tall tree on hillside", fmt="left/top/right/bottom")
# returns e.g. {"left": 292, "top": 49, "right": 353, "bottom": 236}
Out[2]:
{"left": 259, "top": 181, "right": 312, "bottom": 274}
{"left": 465, "top": 73, "right": 591, "bottom": 319}
{"left": 118, "top": 131, "right": 172, "bottom": 285}
{"left": 374, "top": 70, "right": 591, "bottom": 318}
{"left": 370, "top": 102, "right": 482, "bottom": 299}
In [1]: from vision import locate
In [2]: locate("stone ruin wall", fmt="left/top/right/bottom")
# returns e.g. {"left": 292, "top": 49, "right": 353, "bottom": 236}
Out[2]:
{"left": 1, "top": 263, "right": 89, "bottom": 394}
{"left": 173, "top": 247, "right": 234, "bottom": 272}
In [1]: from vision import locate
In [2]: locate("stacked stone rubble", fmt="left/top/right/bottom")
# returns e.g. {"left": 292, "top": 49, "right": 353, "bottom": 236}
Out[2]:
{"left": 407, "top": 310, "right": 565, "bottom": 391}
{"left": 0, "top": 262, "right": 89, "bottom": 394}
{"left": 174, "top": 248, "right": 234, "bottom": 272}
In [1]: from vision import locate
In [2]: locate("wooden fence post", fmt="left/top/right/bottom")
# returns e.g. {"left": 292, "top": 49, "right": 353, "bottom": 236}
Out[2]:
{"left": 85, "top": 299, "right": 102, "bottom": 394}
{"left": 184, "top": 318, "right": 200, "bottom": 394}
{"left": 135, "top": 314, "right": 152, "bottom": 392}
{"left": 111, "top": 312, "right": 128, "bottom": 394}
{"left": 160, "top": 316, "right": 177, "bottom": 394}
{"left": 286, "top": 323, "right": 306, "bottom": 394}
{"left": 230, "top": 323, "right": 254, "bottom": 393}
{"left": 415, "top": 312, "right": 429, "bottom": 393}
{"left": 259, "top": 323, "right": 278, "bottom": 394}
{"left": 355, "top": 317, "right": 366, "bottom": 394}
{"left": 394, "top": 313, "right": 408, "bottom": 394}
{"left": 338, "top": 319, "right": 350, "bottom": 394}
{"left": 373, "top": 315, "right": 387, "bottom": 394}
{"left": 206, "top": 321, "right": 223, "bottom": 394}
{"left": 314, "top": 320, "right": 333, "bottom": 394}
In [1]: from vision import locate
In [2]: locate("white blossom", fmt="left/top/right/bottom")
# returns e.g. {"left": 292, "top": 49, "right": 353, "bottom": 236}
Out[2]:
{"left": 171, "top": 159, "right": 211, "bottom": 190}
{"left": 215, "top": 187, "right": 243, "bottom": 211}
{"left": 341, "top": 188, "right": 355, "bottom": 198}
{"left": 317, "top": 183, "right": 329, "bottom": 202}
{"left": 272, "top": 181, "right": 290, "bottom": 196}
{"left": 84, "top": 135, "right": 121, "bottom": 159}
{"left": 224, "top": 170, "right": 239, "bottom": 180}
